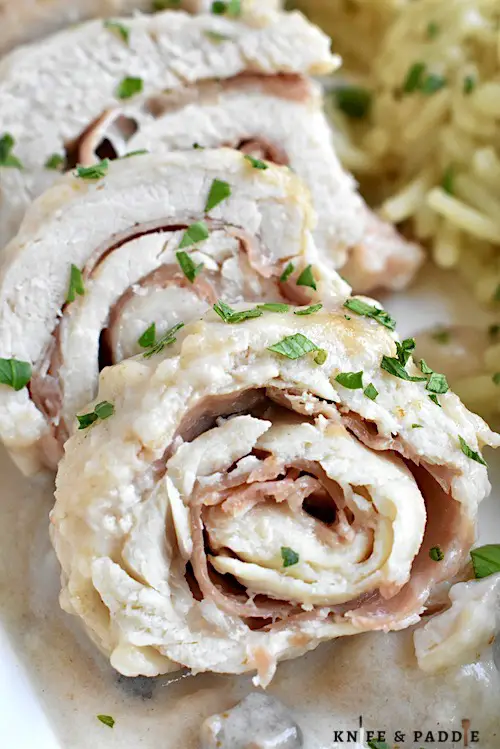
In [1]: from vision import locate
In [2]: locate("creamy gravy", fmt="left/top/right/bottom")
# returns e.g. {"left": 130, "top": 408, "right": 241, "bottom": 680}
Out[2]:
{"left": 0, "top": 445, "right": 499, "bottom": 749}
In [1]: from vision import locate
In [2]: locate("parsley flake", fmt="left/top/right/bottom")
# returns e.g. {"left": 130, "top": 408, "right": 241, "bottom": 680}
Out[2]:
{"left": 364, "top": 383, "right": 378, "bottom": 401}
{"left": 179, "top": 221, "right": 209, "bottom": 249}
{"left": 213, "top": 301, "right": 262, "bottom": 325}
{"left": 421, "top": 73, "right": 447, "bottom": 94}
{"left": 116, "top": 76, "right": 143, "bottom": 100}
{"left": 205, "top": 179, "right": 231, "bottom": 212}
{"left": 335, "top": 86, "right": 372, "bottom": 119}
{"left": 427, "top": 21, "right": 440, "bottom": 39}
{"left": 97, "top": 715, "right": 115, "bottom": 728}
{"left": 279, "top": 262, "right": 295, "bottom": 283}
{"left": 45, "top": 153, "right": 65, "bottom": 170}
{"left": 256, "top": 303, "right": 290, "bottom": 313}
{"left": 211, "top": 0, "right": 241, "bottom": 16}
{"left": 152, "top": 0, "right": 181, "bottom": 8}
{"left": 429, "top": 545, "right": 444, "bottom": 562}
{"left": 442, "top": 165, "right": 455, "bottom": 195}
{"left": 244, "top": 154, "right": 268, "bottom": 170}
{"left": 344, "top": 298, "right": 396, "bottom": 331}
{"left": 471, "top": 544, "right": 500, "bottom": 579}
{"left": 403, "top": 62, "right": 426, "bottom": 93}
{"left": 294, "top": 303, "right": 323, "bottom": 316}
{"left": 432, "top": 330, "right": 451, "bottom": 344}
{"left": 143, "top": 322, "right": 184, "bottom": 358}
{"left": 138, "top": 323, "right": 156, "bottom": 349}
{"left": 314, "top": 349, "right": 327, "bottom": 365}
{"left": 396, "top": 338, "right": 416, "bottom": 366}
{"left": 75, "top": 159, "right": 109, "bottom": 179}
{"left": 412, "top": 423, "right": 423, "bottom": 429}
{"left": 176, "top": 251, "right": 203, "bottom": 283}
{"left": 0, "top": 133, "right": 23, "bottom": 168}
{"left": 268, "top": 333, "right": 319, "bottom": 360}
{"left": 67, "top": 264, "right": 85, "bottom": 303}
{"left": 0, "top": 358, "right": 32, "bottom": 391}
{"left": 381, "top": 356, "right": 426, "bottom": 382}
{"left": 77, "top": 401, "right": 115, "bottom": 430}
{"left": 459, "top": 436, "right": 487, "bottom": 467}
{"left": 335, "top": 371, "right": 364, "bottom": 390}
{"left": 104, "top": 19, "right": 130, "bottom": 44}
{"left": 281, "top": 546, "right": 299, "bottom": 567}
{"left": 296, "top": 265, "right": 317, "bottom": 291}
{"left": 463, "top": 75, "right": 476, "bottom": 95}
{"left": 427, "top": 371, "right": 449, "bottom": 394}
{"left": 204, "top": 30, "right": 231, "bottom": 44}
{"left": 429, "top": 393, "right": 441, "bottom": 406}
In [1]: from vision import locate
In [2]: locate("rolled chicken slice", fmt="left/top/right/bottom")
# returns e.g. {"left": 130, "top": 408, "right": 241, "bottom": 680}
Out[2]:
{"left": 0, "top": 148, "right": 349, "bottom": 475}
{"left": 0, "top": 9, "right": 422, "bottom": 291}
{"left": 50, "top": 305, "right": 499, "bottom": 685}
{"left": 0, "top": 0, "right": 282, "bottom": 56}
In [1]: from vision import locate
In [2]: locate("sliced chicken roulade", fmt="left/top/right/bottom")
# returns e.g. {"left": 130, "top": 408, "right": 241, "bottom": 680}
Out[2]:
{"left": 0, "top": 0, "right": 282, "bottom": 56}
{"left": 0, "top": 9, "right": 422, "bottom": 291}
{"left": 0, "top": 148, "right": 349, "bottom": 475}
{"left": 50, "top": 305, "right": 499, "bottom": 685}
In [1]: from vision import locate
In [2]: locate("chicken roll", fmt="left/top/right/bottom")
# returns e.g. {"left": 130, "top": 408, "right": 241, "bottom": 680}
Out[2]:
{"left": 50, "top": 304, "right": 498, "bottom": 685}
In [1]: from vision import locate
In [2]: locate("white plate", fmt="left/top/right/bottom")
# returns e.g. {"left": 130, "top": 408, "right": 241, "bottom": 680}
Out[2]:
{"left": 1, "top": 264, "right": 499, "bottom": 749}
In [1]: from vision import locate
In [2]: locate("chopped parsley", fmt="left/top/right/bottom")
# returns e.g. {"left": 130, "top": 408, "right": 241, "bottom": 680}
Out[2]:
{"left": 364, "top": 383, "right": 378, "bottom": 401}
{"left": 0, "top": 358, "right": 32, "bottom": 391}
{"left": 281, "top": 546, "right": 299, "bottom": 567}
{"left": 429, "top": 546, "right": 444, "bottom": 562}
{"left": 104, "top": 19, "right": 130, "bottom": 44}
{"left": 294, "top": 303, "right": 323, "bottom": 316}
{"left": 426, "top": 371, "right": 449, "bottom": 394}
{"left": 459, "top": 436, "right": 487, "bottom": 467}
{"left": 367, "top": 742, "right": 390, "bottom": 749}
{"left": 122, "top": 149, "right": 149, "bottom": 158}
{"left": 152, "top": 0, "right": 181, "bottom": 8}
{"left": 176, "top": 251, "right": 203, "bottom": 283}
{"left": 75, "top": 159, "right": 109, "bottom": 180}
{"left": 204, "top": 30, "right": 231, "bottom": 44}
{"left": 77, "top": 401, "right": 115, "bottom": 430}
{"left": 429, "top": 393, "right": 441, "bottom": 406}
{"left": 205, "top": 178, "right": 231, "bottom": 212}
{"left": 279, "top": 262, "right": 295, "bottom": 283}
{"left": 463, "top": 75, "right": 476, "bottom": 95}
{"left": 244, "top": 154, "right": 268, "bottom": 170}
{"left": 314, "top": 349, "right": 327, "bottom": 365}
{"left": 412, "top": 423, "right": 423, "bottom": 428}
{"left": 343, "top": 298, "right": 396, "bottom": 331}
{"left": 116, "top": 76, "right": 143, "bottom": 100}
{"left": 396, "top": 337, "right": 415, "bottom": 366}
{"left": 426, "top": 21, "right": 440, "bottom": 39}
{"left": 420, "top": 73, "right": 447, "bottom": 95}
{"left": 211, "top": 0, "right": 241, "bottom": 16}
{"left": 97, "top": 715, "right": 115, "bottom": 728}
{"left": 256, "top": 303, "right": 290, "bottom": 313}
{"left": 442, "top": 165, "right": 455, "bottom": 195}
{"left": 45, "top": 153, "right": 65, "bottom": 170}
{"left": 178, "top": 221, "right": 209, "bottom": 249}
{"left": 381, "top": 356, "right": 426, "bottom": 382}
{"left": 142, "top": 322, "right": 184, "bottom": 358}
{"left": 213, "top": 301, "right": 262, "bottom": 325}
{"left": 335, "top": 86, "right": 372, "bottom": 119}
{"left": 67, "top": 264, "right": 85, "bottom": 303}
{"left": 403, "top": 61, "right": 426, "bottom": 93}
{"left": 471, "top": 544, "right": 500, "bottom": 579}
{"left": 0, "top": 133, "right": 23, "bottom": 168}
{"left": 419, "top": 359, "right": 433, "bottom": 375}
{"left": 432, "top": 329, "right": 451, "bottom": 344}
{"left": 335, "top": 371, "right": 364, "bottom": 390}
{"left": 138, "top": 323, "right": 156, "bottom": 349}
{"left": 268, "top": 333, "right": 318, "bottom": 360}
{"left": 296, "top": 265, "right": 317, "bottom": 291}
{"left": 493, "top": 373, "right": 500, "bottom": 385}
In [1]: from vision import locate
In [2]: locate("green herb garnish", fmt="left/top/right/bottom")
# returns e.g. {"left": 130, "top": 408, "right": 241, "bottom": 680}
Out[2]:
{"left": 176, "top": 251, "right": 203, "bottom": 283}
{"left": 67, "top": 264, "right": 85, "bottom": 303}
{"left": 493, "top": 373, "right": 500, "bottom": 385}
{"left": 294, "top": 304, "right": 323, "bottom": 316}
{"left": 0, "top": 133, "right": 23, "bottom": 168}
{"left": 213, "top": 301, "right": 263, "bottom": 325}
{"left": 281, "top": 546, "right": 299, "bottom": 567}
{"left": 116, "top": 76, "right": 143, "bottom": 100}
{"left": 335, "top": 371, "right": 364, "bottom": 390}
{"left": 471, "top": 544, "right": 500, "bottom": 579}
{"left": 343, "top": 298, "right": 396, "bottom": 331}
{"left": 420, "top": 73, "right": 447, "bottom": 95}
{"left": 429, "top": 394, "right": 441, "bottom": 406}
{"left": 459, "top": 436, "right": 487, "bottom": 467}
{"left": 381, "top": 356, "right": 426, "bottom": 382}
{"left": 97, "top": 715, "right": 115, "bottom": 728}
{"left": 45, "top": 153, "right": 65, "bottom": 170}
{"left": 429, "top": 546, "right": 444, "bottom": 562}
{"left": 203, "top": 30, "right": 232, "bottom": 44}
{"left": 335, "top": 86, "right": 372, "bottom": 119}
{"left": 396, "top": 338, "right": 416, "bottom": 366}
{"left": 244, "top": 154, "right": 268, "bottom": 170}
{"left": 442, "top": 166, "right": 455, "bottom": 195}
{"left": 143, "top": 322, "right": 184, "bottom": 358}
{"left": 403, "top": 62, "right": 426, "bottom": 93}
{"left": 427, "top": 21, "right": 440, "bottom": 38}
{"left": 268, "top": 333, "right": 319, "bottom": 360}
{"left": 427, "top": 371, "right": 449, "bottom": 394}
{"left": 280, "top": 262, "right": 295, "bottom": 283}
{"left": 75, "top": 159, "right": 109, "bottom": 179}
{"left": 296, "top": 265, "right": 317, "bottom": 291}
{"left": 314, "top": 349, "right": 327, "bottom": 365}
{"left": 138, "top": 323, "right": 156, "bottom": 349}
{"left": 104, "top": 19, "right": 130, "bottom": 44}
{"left": 364, "top": 383, "right": 378, "bottom": 401}
{"left": 77, "top": 401, "right": 115, "bottom": 430}
{"left": 463, "top": 75, "right": 476, "bottom": 95}
{"left": 178, "top": 221, "right": 209, "bottom": 249}
{"left": 0, "top": 358, "right": 32, "bottom": 391}
{"left": 412, "top": 423, "right": 423, "bottom": 428}
{"left": 432, "top": 330, "right": 451, "bottom": 344}
{"left": 211, "top": 0, "right": 241, "bottom": 16}
{"left": 205, "top": 178, "right": 231, "bottom": 212}
{"left": 256, "top": 303, "right": 290, "bottom": 313}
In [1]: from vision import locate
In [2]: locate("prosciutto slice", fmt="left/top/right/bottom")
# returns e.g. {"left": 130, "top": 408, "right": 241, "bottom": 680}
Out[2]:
{"left": 0, "top": 148, "right": 349, "bottom": 475}
{"left": 0, "top": 8, "right": 422, "bottom": 291}
{"left": 50, "top": 305, "right": 499, "bottom": 685}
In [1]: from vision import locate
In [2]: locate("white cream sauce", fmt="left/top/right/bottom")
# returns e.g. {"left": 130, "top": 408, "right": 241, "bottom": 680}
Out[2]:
{"left": 0, "top": 444, "right": 499, "bottom": 748}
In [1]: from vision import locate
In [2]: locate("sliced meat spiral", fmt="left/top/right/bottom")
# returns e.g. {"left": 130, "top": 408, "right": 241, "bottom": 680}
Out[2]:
{"left": 0, "top": 9, "right": 422, "bottom": 291}
{"left": 0, "top": 148, "right": 349, "bottom": 475}
{"left": 50, "top": 306, "right": 499, "bottom": 686}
